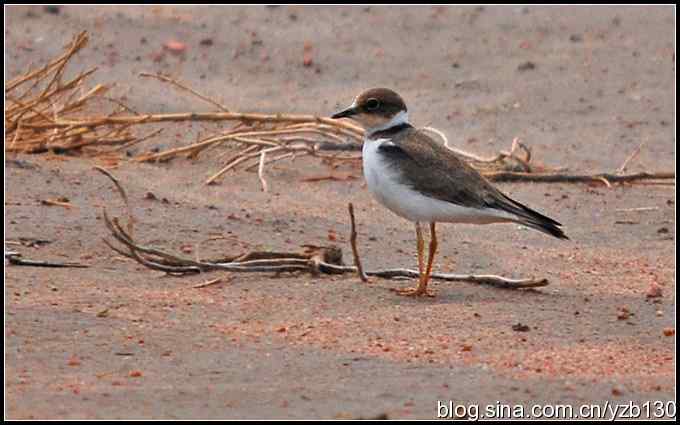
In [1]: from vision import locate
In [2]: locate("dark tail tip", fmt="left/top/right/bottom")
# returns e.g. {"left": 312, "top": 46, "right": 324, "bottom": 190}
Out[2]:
{"left": 527, "top": 220, "right": 569, "bottom": 240}
{"left": 492, "top": 194, "right": 568, "bottom": 240}
{"left": 548, "top": 225, "right": 570, "bottom": 240}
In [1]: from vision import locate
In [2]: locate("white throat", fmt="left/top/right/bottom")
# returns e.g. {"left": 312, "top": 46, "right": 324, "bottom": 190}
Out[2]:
{"left": 365, "top": 110, "right": 409, "bottom": 138}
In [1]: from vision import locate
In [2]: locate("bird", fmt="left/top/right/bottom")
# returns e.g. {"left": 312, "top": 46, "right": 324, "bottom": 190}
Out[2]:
{"left": 331, "top": 88, "right": 568, "bottom": 296}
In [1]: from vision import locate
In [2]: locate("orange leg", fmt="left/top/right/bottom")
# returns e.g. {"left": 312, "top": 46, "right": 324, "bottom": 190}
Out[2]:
{"left": 423, "top": 222, "right": 438, "bottom": 289}
{"left": 394, "top": 222, "right": 435, "bottom": 297}
{"left": 416, "top": 222, "right": 425, "bottom": 278}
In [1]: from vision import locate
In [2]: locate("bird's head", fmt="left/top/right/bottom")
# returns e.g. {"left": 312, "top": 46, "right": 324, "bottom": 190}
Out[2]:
{"left": 331, "top": 88, "right": 409, "bottom": 135}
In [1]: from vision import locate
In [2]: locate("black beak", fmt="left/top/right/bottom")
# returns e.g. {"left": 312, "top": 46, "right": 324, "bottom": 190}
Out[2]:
{"left": 331, "top": 105, "right": 359, "bottom": 119}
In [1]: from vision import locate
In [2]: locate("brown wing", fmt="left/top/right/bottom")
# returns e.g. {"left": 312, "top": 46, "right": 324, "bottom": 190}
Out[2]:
{"left": 380, "top": 127, "right": 501, "bottom": 208}
{"left": 381, "top": 128, "right": 567, "bottom": 238}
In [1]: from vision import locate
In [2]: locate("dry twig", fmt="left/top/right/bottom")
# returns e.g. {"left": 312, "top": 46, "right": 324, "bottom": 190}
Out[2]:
{"left": 139, "top": 72, "right": 230, "bottom": 112}
{"left": 257, "top": 149, "right": 269, "bottom": 192}
{"left": 40, "top": 199, "right": 73, "bottom": 208}
{"left": 98, "top": 170, "right": 548, "bottom": 289}
{"left": 5, "top": 251, "right": 89, "bottom": 268}
{"left": 485, "top": 171, "right": 674, "bottom": 185}
{"left": 94, "top": 166, "right": 134, "bottom": 237}
{"left": 614, "top": 207, "right": 659, "bottom": 213}
{"left": 617, "top": 140, "right": 646, "bottom": 174}
{"left": 5, "top": 32, "right": 159, "bottom": 158}
{"left": 193, "top": 278, "right": 227, "bottom": 289}
{"left": 348, "top": 203, "right": 368, "bottom": 282}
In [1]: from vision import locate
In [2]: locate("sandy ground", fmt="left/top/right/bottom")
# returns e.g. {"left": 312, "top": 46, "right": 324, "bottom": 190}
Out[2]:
{"left": 4, "top": 5, "right": 676, "bottom": 419}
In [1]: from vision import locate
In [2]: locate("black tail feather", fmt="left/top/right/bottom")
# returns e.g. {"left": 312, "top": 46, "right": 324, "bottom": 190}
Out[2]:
{"left": 489, "top": 193, "right": 569, "bottom": 240}
{"left": 523, "top": 219, "right": 569, "bottom": 240}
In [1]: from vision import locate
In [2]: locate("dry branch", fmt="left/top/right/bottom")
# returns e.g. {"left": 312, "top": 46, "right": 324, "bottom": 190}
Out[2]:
{"left": 6, "top": 30, "right": 673, "bottom": 190}
{"left": 3, "top": 37, "right": 547, "bottom": 184}
{"left": 5, "top": 251, "right": 89, "bottom": 268}
{"left": 5, "top": 32, "right": 154, "bottom": 157}
{"left": 484, "top": 171, "right": 674, "bottom": 185}
{"left": 98, "top": 169, "right": 548, "bottom": 289}
{"left": 102, "top": 210, "right": 547, "bottom": 288}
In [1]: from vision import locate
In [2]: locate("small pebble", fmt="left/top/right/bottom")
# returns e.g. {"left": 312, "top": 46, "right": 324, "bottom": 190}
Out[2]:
{"left": 617, "top": 308, "right": 631, "bottom": 321}
{"left": 517, "top": 61, "right": 536, "bottom": 71}
{"left": 646, "top": 282, "right": 663, "bottom": 299}
{"left": 512, "top": 323, "right": 530, "bottom": 332}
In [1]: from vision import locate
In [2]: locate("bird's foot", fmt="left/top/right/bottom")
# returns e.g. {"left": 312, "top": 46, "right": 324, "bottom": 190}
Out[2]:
{"left": 391, "top": 286, "right": 435, "bottom": 297}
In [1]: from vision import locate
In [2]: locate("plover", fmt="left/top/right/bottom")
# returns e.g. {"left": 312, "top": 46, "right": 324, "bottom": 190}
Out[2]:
{"left": 332, "top": 88, "right": 568, "bottom": 296}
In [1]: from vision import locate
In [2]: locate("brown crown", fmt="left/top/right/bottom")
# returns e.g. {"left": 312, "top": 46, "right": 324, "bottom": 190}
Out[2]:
{"left": 355, "top": 88, "right": 407, "bottom": 117}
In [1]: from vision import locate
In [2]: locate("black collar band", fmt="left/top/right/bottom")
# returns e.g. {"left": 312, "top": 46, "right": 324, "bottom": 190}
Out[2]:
{"left": 368, "top": 122, "right": 413, "bottom": 140}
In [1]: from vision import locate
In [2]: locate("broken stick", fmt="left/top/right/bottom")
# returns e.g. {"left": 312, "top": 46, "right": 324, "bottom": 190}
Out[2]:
{"left": 5, "top": 251, "right": 89, "bottom": 268}
{"left": 348, "top": 203, "right": 368, "bottom": 282}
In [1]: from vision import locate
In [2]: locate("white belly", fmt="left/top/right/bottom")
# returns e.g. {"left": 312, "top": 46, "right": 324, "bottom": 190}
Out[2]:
{"left": 362, "top": 138, "right": 513, "bottom": 224}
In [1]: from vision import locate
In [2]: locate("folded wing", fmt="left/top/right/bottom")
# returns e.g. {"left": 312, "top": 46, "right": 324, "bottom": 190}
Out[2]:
{"left": 379, "top": 128, "right": 568, "bottom": 239}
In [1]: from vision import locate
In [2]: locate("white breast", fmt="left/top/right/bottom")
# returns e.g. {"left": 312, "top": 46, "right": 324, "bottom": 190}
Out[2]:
{"left": 362, "top": 138, "right": 513, "bottom": 224}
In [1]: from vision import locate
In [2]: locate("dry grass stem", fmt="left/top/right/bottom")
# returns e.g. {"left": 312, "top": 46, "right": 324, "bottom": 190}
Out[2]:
{"left": 139, "top": 72, "right": 230, "bottom": 112}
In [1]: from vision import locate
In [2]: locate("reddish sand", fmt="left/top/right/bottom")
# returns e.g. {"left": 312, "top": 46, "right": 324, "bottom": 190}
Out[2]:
{"left": 5, "top": 5, "right": 675, "bottom": 419}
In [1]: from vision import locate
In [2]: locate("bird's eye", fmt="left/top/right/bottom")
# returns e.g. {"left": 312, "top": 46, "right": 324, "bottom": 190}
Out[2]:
{"left": 365, "top": 98, "right": 380, "bottom": 111}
